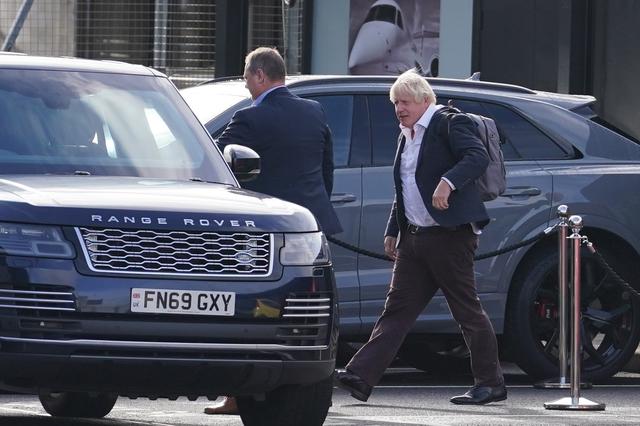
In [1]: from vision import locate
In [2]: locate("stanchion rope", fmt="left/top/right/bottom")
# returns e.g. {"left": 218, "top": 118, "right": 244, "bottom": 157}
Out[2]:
{"left": 584, "top": 240, "right": 640, "bottom": 300}
{"left": 326, "top": 224, "right": 558, "bottom": 262}
{"left": 326, "top": 223, "right": 640, "bottom": 300}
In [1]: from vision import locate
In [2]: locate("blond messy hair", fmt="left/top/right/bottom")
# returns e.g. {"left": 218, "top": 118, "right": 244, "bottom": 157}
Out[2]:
{"left": 389, "top": 69, "right": 436, "bottom": 104}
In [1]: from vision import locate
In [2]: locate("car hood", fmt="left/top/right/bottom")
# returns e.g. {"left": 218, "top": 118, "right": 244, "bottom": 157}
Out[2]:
{"left": 0, "top": 176, "right": 318, "bottom": 233}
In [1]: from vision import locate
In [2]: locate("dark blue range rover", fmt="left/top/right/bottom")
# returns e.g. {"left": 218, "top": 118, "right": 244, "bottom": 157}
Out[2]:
{"left": 0, "top": 54, "right": 337, "bottom": 426}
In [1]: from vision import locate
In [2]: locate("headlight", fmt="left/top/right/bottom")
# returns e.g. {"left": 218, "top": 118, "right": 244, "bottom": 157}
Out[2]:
{"left": 280, "top": 232, "right": 330, "bottom": 266}
{"left": 0, "top": 222, "right": 75, "bottom": 259}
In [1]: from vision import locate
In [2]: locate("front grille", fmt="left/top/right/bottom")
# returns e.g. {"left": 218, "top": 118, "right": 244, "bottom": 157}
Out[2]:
{"left": 76, "top": 228, "right": 272, "bottom": 277}
{"left": 0, "top": 286, "right": 76, "bottom": 313}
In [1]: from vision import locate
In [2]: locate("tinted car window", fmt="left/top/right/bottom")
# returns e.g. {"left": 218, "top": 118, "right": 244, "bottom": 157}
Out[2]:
{"left": 309, "top": 95, "right": 353, "bottom": 168}
{"left": 0, "top": 69, "right": 233, "bottom": 183}
{"left": 440, "top": 98, "right": 517, "bottom": 160}
{"left": 446, "top": 99, "right": 571, "bottom": 160}
{"left": 369, "top": 95, "right": 400, "bottom": 166}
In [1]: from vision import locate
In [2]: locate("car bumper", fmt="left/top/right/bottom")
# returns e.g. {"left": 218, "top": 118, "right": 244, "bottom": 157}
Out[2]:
{"left": 0, "top": 348, "right": 334, "bottom": 398}
{"left": 0, "top": 257, "right": 338, "bottom": 396}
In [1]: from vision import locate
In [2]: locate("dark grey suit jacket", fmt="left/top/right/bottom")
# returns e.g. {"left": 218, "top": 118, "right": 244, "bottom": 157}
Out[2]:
{"left": 385, "top": 109, "right": 490, "bottom": 239}
{"left": 218, "top": 87, "right": 342, "bottom": 235}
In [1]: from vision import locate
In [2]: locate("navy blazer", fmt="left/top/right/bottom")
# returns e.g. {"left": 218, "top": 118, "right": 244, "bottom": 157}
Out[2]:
{"left": 218, "top": 87, "right": 342, "bottom": 235}
{"left": 385, "top": 109, "right": 490, "bottom": 239}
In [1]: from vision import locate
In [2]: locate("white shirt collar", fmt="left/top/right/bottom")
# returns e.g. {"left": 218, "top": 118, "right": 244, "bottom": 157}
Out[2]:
{"left": 399, "top": 103, "right": 444, "bottom": 140}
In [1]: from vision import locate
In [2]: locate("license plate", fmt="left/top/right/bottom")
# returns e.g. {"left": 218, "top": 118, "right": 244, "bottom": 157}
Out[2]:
{"left": 131, "top": 288, "right": 235, "bottom": 316}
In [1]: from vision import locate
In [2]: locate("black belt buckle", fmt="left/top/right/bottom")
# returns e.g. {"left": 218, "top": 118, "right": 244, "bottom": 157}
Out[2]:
{"left": 407, "top": 223, "right": 423, "bottom": 234}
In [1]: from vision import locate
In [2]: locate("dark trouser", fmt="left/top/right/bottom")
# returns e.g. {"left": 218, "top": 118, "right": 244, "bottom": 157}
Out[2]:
{"left": 346, "top": 225, "right": 503, "bottom": 388}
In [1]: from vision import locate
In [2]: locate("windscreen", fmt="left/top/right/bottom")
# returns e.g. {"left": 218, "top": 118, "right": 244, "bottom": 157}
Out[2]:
{"left": 0, "top": 68, "right": 235, "bottom": 184}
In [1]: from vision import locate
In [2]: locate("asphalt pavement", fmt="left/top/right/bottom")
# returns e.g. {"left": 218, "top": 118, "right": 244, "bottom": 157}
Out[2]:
{"left": 1, "top": 363, "right": 640, "bottom": 425}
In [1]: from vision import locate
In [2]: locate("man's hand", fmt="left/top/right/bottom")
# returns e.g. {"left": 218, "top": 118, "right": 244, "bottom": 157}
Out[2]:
{"left": 432, "top": 179, "right": 452, "bottom": 210}
{"left": 384, "top": 236, "right": 397, "bottom": 260}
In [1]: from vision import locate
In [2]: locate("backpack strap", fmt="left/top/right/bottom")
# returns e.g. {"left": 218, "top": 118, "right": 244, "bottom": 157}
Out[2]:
{"left": 438, "top": 104, "right": 461, "bottom": 141}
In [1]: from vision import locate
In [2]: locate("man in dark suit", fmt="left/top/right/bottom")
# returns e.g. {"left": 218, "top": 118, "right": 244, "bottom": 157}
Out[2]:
{"left": 335, "top": 70, "right": 506, "bottom": 405}
{"left": 216, "top": 46, "right": 342, "bottom": 236}
{"left": 204, "top": 47, "right": 342, "bottom": 415}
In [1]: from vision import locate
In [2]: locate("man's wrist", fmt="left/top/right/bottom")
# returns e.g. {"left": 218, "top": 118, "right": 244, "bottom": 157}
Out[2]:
{"left": 441, "top": 177, "right": 455, "bottom": 190}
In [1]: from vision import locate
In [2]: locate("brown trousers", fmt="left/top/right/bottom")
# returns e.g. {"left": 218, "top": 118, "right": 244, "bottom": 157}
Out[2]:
{"left": 346, "top": 225, "right": 503, "bottom": 387}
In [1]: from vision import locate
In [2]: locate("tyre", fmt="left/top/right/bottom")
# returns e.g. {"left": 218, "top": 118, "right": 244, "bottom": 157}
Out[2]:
{"left": 506, "top": 246, "right": 640, "bottom": 382}
{"left": 237, "top": 374, "right": 333, "bottom": 426}
{"left": 398, "top": 338, "right": 471, "bottom": 375}
{"left": 39, "top": 391, "right": 118, "bottom": 418}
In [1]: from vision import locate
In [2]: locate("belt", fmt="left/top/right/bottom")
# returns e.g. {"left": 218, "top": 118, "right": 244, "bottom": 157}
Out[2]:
{"left": 406, "top": 223, "right": 470, "bottom": 234}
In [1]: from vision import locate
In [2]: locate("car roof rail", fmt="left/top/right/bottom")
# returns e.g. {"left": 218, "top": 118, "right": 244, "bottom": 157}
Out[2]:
{"left": 195, "top": 75, "right": 244, "bottom": 86}
{"left": 467, "top": 72, "right": 481, "bottom": 81}
{"left": 428, "top": 77, "right": 537, "bottom": 94}
{"left": 285, "top": 75, "right": 536, "bottom": 95}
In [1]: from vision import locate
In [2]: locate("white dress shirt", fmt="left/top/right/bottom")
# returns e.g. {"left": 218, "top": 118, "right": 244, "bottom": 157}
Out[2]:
{"left": 399, "top": 103, "right": 481, "bottom": 234}
{"left": 399, "top": 103, "right": 444, "bottom": 227}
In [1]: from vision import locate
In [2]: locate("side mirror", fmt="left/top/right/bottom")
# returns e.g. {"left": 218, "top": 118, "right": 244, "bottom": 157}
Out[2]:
{"left": 223, "top": 144, "right": 261, "bottom": 182}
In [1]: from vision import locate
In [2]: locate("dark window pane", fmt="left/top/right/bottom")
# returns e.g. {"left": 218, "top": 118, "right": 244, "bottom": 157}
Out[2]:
{"left": 396, "top": 10, "right": 404, "bottom": 30}
{"left": 364, "top": 5, "right": 396, "bottom": 25}
{"left": 482, "top": 102, "right": 571, "bottom": 160}
{"left": 369, "top": 95, "right": 400, "bottom": 166}
{"left": 308, "top": 96, "right": 354, "bottom": 168}
{"left": 350, "top": 95, "right": 371, "bottom": 167}
{"left": 443, "top": 99, "right": 570, "bottom": 160}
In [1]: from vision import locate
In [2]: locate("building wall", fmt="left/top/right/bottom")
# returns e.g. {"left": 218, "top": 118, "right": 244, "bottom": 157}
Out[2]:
{"left": 311, "top": 0, "right": 349, "bottom": 74}
{"left": 475, "top": 0, "right": 640, "bottom": 140}
{"left": 440, "top": 0, "right": 473, "bottom": 78}
{"left": 475, "top": 0, "right": 562, "bottom": 91}
{"left": 590, "top": 0, "right": 640, "bottom": 139}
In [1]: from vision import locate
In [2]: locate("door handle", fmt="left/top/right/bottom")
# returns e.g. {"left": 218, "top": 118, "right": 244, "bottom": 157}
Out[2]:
{"left": 331, "top": 193, "right": 357, "bottom": 203}
{"left": 501, "top": 186, "right": 542, "bottom": 197}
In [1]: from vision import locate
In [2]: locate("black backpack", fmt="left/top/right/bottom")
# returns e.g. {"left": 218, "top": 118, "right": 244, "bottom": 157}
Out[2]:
{"left": 442, "top": 105, "right": 506, "bottom": 202}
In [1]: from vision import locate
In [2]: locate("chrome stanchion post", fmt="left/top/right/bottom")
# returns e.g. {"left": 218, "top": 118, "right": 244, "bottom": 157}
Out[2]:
{"left": 535, "top": 206, "right": 590, "bottom": 389}
{"left": 557, "top": 206, "right": 569, "bottom": 386}
{"left": 544, "top": 215, "right": 605, "bottom": 410}
{"left": 535, "top": 205, "right": 571, "bottom": 389}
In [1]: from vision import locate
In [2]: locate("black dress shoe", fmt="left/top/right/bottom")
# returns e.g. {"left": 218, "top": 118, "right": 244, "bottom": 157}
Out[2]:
{"left": 334, "top": 369, "right": 372, "bottom": 402}
{"left": 450, "top": 384, "right": 507, "bottom": 405}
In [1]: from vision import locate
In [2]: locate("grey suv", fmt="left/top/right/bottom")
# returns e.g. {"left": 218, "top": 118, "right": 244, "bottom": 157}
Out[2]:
{"left": 182, "top": 75, "right": 640, "bottom": 382}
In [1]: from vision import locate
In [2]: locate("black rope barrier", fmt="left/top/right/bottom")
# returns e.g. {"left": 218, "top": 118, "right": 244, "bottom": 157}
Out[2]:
{"left": 326, "top": 235, "right": 393, "bottom": 261}
{"left": 585, "top": 242, "right": 640, "bottom": 300}
{"left": 326, "top": 225, "right": 557, "bottom": 263}
{"left": 326, "top": 224, "right": 640, "bottom": 301}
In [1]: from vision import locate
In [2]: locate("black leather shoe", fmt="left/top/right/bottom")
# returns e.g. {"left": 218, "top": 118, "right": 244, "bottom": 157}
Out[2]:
{"left": 450, "top": 384, "right": 507, "bottom": 405}
{"left": 334, "top": 369, "right": 372, "bottom": 402}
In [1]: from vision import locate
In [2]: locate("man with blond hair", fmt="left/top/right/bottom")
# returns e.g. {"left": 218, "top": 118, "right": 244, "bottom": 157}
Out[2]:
{"left": 335, "top": 69, "right": 506, "bottom": 405}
